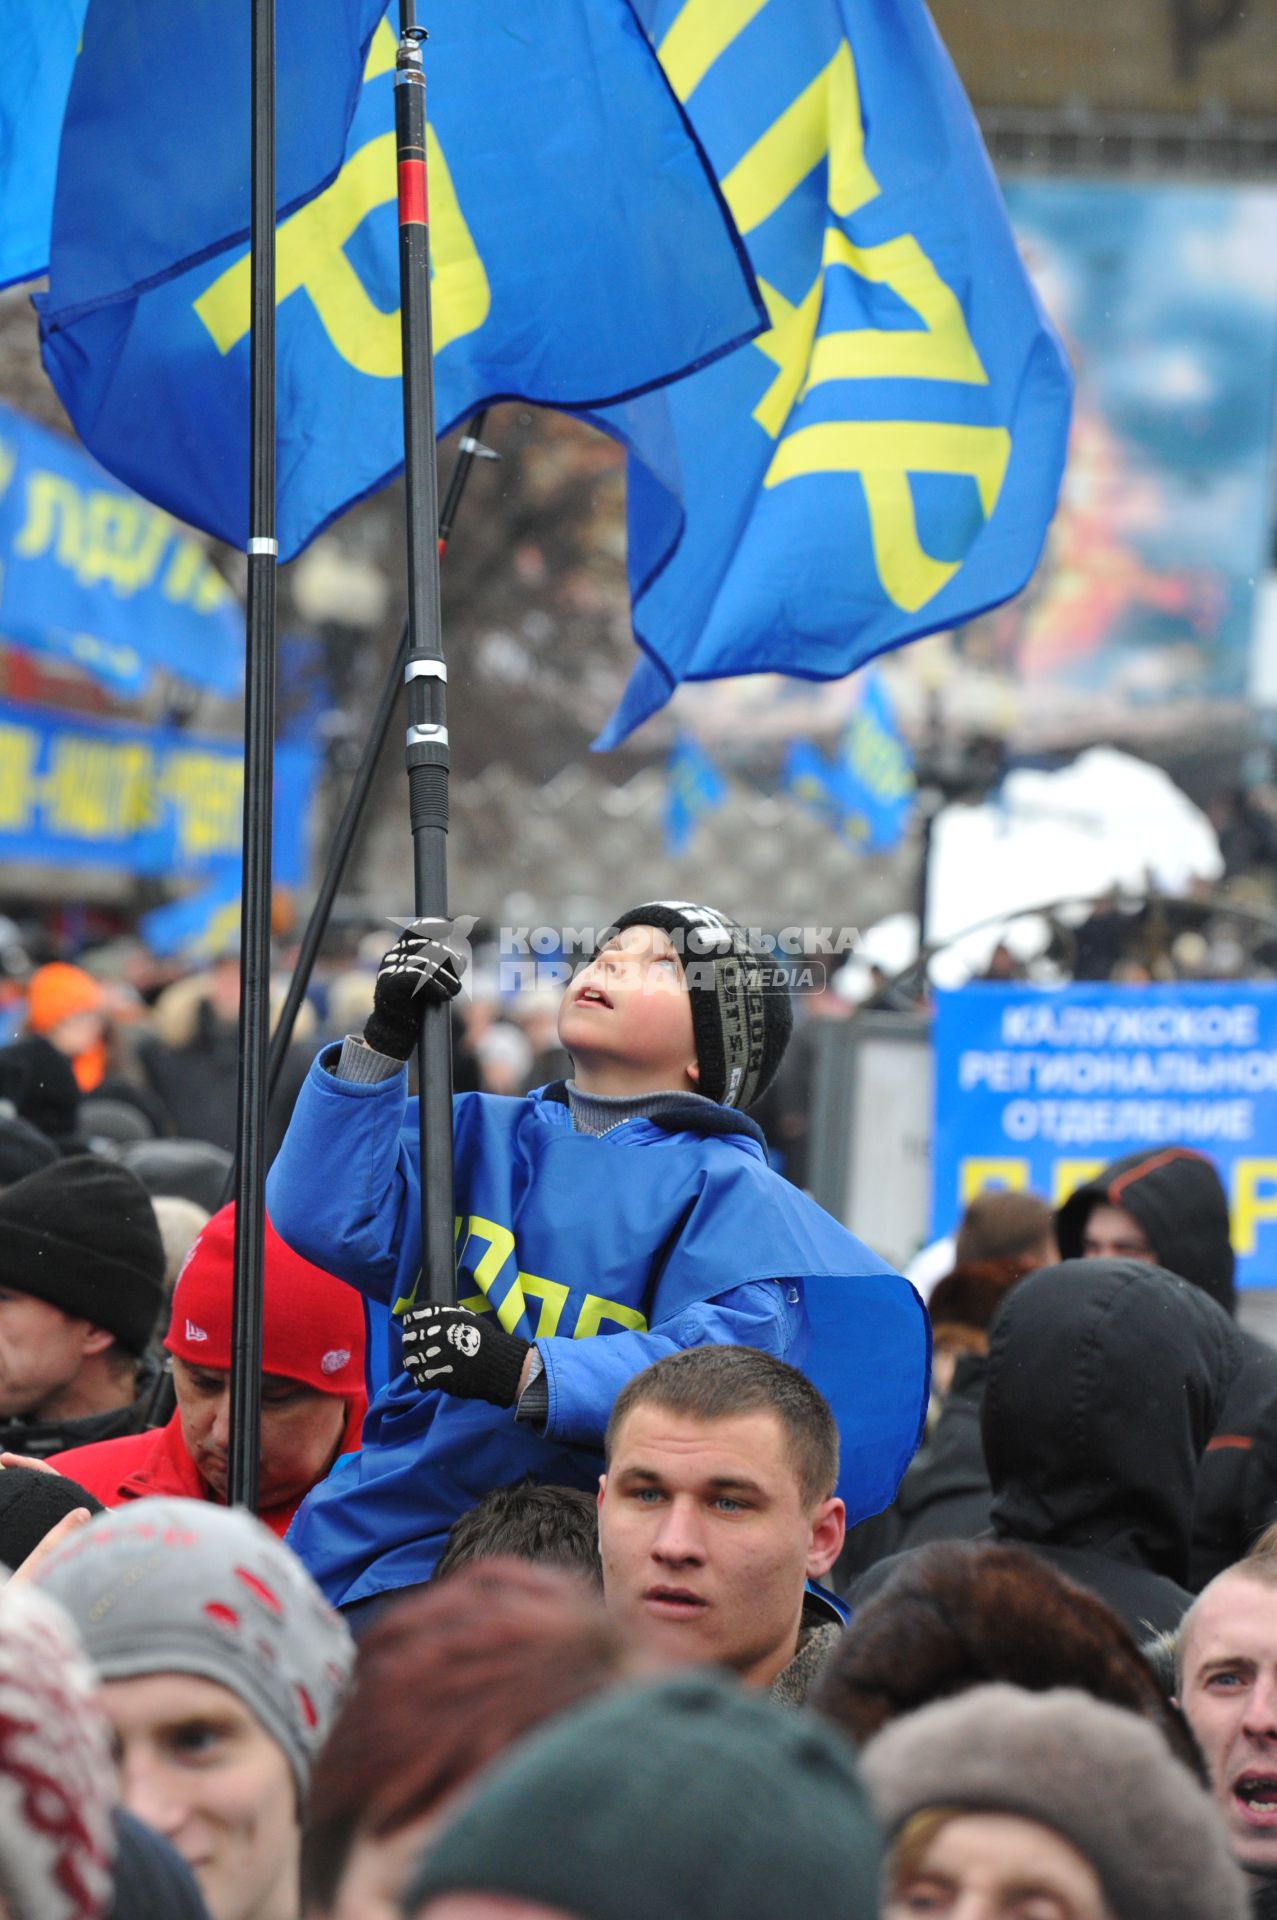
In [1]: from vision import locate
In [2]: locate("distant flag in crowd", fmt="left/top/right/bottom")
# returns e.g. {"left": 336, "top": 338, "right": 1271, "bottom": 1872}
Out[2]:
{"left": 38, "top": 1, "right": 764, "bottom": 558}
{"left": 0, "top": 0, "right": 86, "bottom": 291}
{"left": 836, "top": 672, "right": 915, "bottom": 851}
{"left": 664, "top": 735, "right": 728, "bottom": 854}
{"left": 591, "top": 0, "right": 1074, "bottom": 746}
{"left": 783, "top": 674, "right": 914, "bottom": 853}
{"left": 139, "top": 862, "right": 245, "bottom": 962}
{"left": 0, "top": 400, "right": 241, "bottom": 696}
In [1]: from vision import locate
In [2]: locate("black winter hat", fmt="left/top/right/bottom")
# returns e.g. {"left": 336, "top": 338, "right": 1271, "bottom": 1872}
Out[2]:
{"left": 0, "top": 1035, "right": 81, "bottom": 1143}
{"left": 0, "top": 1114, "right": 58, "bottom": 1188}
{"left": 606, "top": 901, "right": 792, "bottom": 1110}
{"left": 0, "top": 1156, "right": 165, "bottom": 1354}
{"left": 0, "top": 1464, "right": 103, "bottom": 1570}
{"left": 108, "top": 1810, "right": 209, "bottom": 1920}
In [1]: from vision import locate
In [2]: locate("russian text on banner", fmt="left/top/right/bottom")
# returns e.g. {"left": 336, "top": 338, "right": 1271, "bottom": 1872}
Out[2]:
{"left": 933, "top": 983, "right": 1277, "bottom": 1291}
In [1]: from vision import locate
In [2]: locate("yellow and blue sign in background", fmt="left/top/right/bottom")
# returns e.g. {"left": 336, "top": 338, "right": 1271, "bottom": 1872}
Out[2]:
{"left": 0, "top": 699, "right": 314, "bottom": 882}
{"left": 0, "top": 401, "right": 241, "bottom": 696}
{"left": 934, "top": 984, "right": 1277, "bottom": 1289}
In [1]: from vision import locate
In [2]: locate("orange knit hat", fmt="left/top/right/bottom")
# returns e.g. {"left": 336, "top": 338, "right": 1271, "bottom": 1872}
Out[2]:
{"left": 26, "top": 963, "right": 104, "bottom": 1035}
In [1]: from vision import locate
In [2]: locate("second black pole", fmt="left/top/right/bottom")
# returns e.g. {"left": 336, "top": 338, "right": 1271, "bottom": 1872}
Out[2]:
{"left": 229, "top": 0, "right": 278, "bottom": 1511}
{"left": 395, "top": 5, "right": 456, "bottom": 1309}
{"left": 265, "top": 411, "right": 492, "bottom": 1107}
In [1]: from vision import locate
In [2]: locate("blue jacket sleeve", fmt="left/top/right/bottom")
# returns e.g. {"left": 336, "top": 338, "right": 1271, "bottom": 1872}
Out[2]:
{"left": 265, "top": 1045, "right": 418, "bottom": 1309}
{"left": 533, "top": 1279, "right": 801, "bottom": 1450}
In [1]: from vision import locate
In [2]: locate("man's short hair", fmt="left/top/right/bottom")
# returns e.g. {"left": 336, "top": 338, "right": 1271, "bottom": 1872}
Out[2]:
{"left": 433, "top": 1478, "right": 601, "bottom": 1587}
{"left": 1173, "top": 1521, "right": 1277, "bottom": 1689}
{"left": 954, "top": 1188, "right": 1054, "bottom": 1266}
{"left": 605, "top": 1347, "right": 839, "bottom": 1508}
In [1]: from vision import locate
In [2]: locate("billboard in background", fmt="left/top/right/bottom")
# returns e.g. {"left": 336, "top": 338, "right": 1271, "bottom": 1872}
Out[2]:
{"left": 958, "top": 181, "right": 1277, "bottom": 727}
{"left": 933, "top": 983, "right": 1277, "bottom": 1289}
{"left": 669, "top": 181, "right": 1277, "bottom": 748}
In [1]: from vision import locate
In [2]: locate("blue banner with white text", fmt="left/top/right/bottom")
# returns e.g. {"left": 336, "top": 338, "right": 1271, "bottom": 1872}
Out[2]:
{"left": 0, "top": 402, "right": 242, "bottom": 696}
{"left": 933, "top": 984, "right": 1277, "bottom": 1289}
{"left": 591, "top": 0, "right": 1073, "bottom": 746}
{"left": 0, "top": 701, "right": 314, "bottom": 883}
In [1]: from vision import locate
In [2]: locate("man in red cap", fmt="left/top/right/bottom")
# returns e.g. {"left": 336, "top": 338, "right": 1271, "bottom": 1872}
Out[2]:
{"left": 50, "top": 1203, "right": 367, "bottom": 1536}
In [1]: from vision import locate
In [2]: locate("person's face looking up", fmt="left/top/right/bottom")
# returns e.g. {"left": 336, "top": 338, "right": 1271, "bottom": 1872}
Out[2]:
{"left": 557, "top": 926, "right": 698, "bottom": 1099}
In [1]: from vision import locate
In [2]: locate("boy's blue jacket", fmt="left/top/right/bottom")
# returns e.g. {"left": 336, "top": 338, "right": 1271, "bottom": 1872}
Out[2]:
{"left": 267, "top": 1054, "right": 930, "bottom": 1607}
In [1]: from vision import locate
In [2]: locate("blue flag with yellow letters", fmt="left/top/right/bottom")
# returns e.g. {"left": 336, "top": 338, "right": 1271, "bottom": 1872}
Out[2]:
{"left": 0, "top": 400, "right": 241, "bottom": 695}
{"left": 782, "top": 675, "right": 913, "bottom": 852}
{"left": 38, "top": 3, "right": 763, "bottom": 559}
{"left": 0, "top": 0, "right": 87, "bottom": 291}
{"left": 590, "top": 0, "right": 1074, "bottom": 747}
{"left": 47, "top": 0, "right": 387, "bottom": 312}
{"left": 837, "top": 673, "right": 914, "bottom": 851}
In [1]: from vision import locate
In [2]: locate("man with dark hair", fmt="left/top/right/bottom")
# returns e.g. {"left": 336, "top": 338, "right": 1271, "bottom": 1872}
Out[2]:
{"left": 598, "top": 1346, "right": 845, "bottom": 1704}
{"left": 433, "top": 1478, "right": 601, "bottom": 1587}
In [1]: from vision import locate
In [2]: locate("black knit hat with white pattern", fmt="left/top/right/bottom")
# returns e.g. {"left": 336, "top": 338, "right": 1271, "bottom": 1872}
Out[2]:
{"left": 606, "top": 902, "right": 792, "bottom": 1110}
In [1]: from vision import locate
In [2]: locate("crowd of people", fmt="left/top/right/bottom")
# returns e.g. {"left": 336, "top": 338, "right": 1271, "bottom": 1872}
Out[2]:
{"left": 0, "top": 898, "right": 1274, "bottom": 1916}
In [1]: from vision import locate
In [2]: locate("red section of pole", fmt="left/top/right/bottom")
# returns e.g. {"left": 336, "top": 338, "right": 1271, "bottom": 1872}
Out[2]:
{"left": 395, "top": 6, "right": 456, "bottom": 1309}
{"left": 263, "top": 415, "right": 493, "bottom": 1106}
{"left": 229, "top": 0, "right": 278, "bottom": 1510}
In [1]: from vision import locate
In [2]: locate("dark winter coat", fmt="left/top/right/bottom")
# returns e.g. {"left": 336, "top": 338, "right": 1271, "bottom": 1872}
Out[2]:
{"left": 983, "top": 1257, "right": 1238, "bottom": 1635}
{"left": 1057, "top": 1147, "right": 1277, "bottom": 1586}
{"left": 882, "top": 1353, "right": 991, "bottom": 1555}
{"left": 853, "top": 1258, "right": 1240, "bottom": 1640}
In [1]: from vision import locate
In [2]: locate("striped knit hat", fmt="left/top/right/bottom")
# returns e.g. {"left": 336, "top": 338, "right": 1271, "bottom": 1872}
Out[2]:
{"left": 607, "top": 902, "right": 792, "bottom": 1110}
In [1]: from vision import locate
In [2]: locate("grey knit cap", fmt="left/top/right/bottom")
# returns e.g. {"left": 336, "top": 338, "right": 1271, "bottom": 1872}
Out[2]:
{"left": 861, "top": 1682, "right": 1248, "bottom": 1920}
{"left": 406, "top": 1672, "right": 880, "bottom": 1920}
{"left": 32, "top": 1497, "right": 353, "bottom": 1797}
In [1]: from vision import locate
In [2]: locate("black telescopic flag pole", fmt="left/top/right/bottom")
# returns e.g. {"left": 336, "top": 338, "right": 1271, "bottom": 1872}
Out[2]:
{"left": 395, "top": 2, "right": 456, "bottom": 1309}
{"left": 265, "top": 412, "right": 493, "bottom": 1102}
{"left": 229, "top": 0, "right": 278, "bottom": 1510}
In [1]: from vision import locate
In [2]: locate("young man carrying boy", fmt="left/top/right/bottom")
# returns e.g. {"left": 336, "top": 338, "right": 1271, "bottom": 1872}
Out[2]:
{"left": 267, "top": 902, "right": 929, "bottom": 1612}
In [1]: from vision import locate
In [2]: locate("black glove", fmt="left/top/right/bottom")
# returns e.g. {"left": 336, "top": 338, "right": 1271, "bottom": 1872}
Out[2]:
{"left": 399, "top": 1303, "right": 531, "bottom": 1407}
{"left": 363, "top": 918, "right": 466, "bottom": 1061}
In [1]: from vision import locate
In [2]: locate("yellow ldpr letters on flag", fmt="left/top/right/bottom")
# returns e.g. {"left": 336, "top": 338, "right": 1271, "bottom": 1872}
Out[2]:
{"left": 658, "top": 7, "right": 1012, "bottom": 614}
{"left": 394, "top": 1212, "right": 649, "bottom": 1341}
{"left": 193, "top": 21, "right": 489, "bottom": 375}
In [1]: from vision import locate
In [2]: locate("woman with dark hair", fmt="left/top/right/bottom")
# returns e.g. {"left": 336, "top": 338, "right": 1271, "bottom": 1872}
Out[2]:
{"left": 303, "top": 1558, "right": 631, "bottom": 1920}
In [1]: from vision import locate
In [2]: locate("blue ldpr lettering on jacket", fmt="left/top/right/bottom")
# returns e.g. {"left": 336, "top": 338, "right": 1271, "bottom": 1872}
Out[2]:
{"left": 266, "top": 1055, "right": 930, "bottom": 1607}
